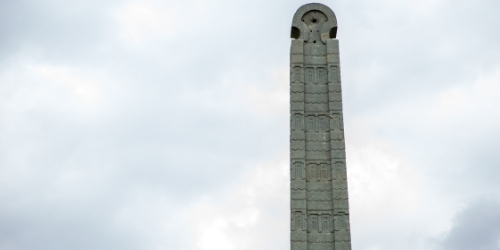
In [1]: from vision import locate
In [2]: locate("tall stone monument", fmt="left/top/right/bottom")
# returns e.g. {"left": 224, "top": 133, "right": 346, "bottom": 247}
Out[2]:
{"left": 290, "top": 3, "right": 352, "bottom": 250}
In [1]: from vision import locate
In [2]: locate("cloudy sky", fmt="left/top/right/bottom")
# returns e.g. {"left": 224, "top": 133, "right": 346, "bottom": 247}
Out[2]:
{"left": 1, "top": 0, "right": 500, "bottom": 249}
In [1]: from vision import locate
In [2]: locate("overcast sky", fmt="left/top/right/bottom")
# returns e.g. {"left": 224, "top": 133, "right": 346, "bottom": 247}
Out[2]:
{"left": 1, "top": 0, "right": 500, "bottom": 249}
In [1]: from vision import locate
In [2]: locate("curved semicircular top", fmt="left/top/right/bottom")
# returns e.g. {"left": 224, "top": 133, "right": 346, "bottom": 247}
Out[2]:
{"left": 291, "top": 3, "right": 338, "bottom": 42}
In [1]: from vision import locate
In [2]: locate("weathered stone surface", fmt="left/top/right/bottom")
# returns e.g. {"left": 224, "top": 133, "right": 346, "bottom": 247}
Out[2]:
{"left": 290, "top": 3, "right": 351, "bottom": 250}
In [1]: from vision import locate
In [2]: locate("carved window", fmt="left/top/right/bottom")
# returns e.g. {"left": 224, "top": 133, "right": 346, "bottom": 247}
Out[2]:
{"left": 292, "top": 67, "right": 302, "bottom": 83}
{"left": 295, "top": 212, "right": 302, "bottom": 230}
{"left": 323, "top": 216, "right": 329, "bottom": 231}
{"left": 331, "top": 114, "right": 342, "bottom": 130}
{"left": 306, "top": 116, "right": 315, "bottom": 131}
{"left": 329, "top": 66, "right": 338, "bottom": 83}
{"left": 311, "top": 215, "right": 318, "bottom": 230}
{"left": 336, "top": 162, "right": 346, "bottom": 180}
{"left": 310, "top": 165, "right": 316, "bottom": 181}
{"left": 337, "top": 215, "right": 346, "bottom": 230}
{"left": 318, "top": 116, "right": 327, "bottom": 131}
{"left": 293, "top": 114, "right": 303, "bottom": 131}
{"left": 295, "top": 162, "right": 303, "bottom": 180}
{"left": 306, "top": 68, "right": 314, "bottom": 84}
{"left": 317, "top": 68, "right": 326, "bottom": 84}
{"left": 333, "top": 162, "right": 345, "bottom": 180}
{"left": 321, "top": 165, "right": 327, "bottom": 180}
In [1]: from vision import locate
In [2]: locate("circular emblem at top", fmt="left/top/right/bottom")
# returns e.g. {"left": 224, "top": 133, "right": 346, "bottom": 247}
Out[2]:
{"left": 291, "top": 3, "right": 338, "bottom": 42}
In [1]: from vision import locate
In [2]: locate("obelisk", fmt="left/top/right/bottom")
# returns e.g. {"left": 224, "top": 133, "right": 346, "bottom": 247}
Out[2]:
{"left": 290, "top": 3, "right": 352, "bottom": 250}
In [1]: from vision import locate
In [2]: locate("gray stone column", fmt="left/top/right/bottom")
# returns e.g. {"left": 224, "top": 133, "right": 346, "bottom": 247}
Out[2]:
{"left": 290, "top": 3, "right": 352, "bottom": 250}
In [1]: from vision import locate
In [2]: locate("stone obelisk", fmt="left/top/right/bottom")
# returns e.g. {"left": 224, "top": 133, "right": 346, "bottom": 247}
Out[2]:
{"left": 290, "top": 3, "right": 351, "bottom": 250}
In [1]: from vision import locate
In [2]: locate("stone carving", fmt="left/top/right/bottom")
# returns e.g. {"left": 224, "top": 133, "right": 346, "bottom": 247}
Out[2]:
{"left": 291, "top": 66, "right": 303, "bottom": 84}
{"left": 291, "top": 161, "right": 306, "bottom": 180}
{"left": 328, "top": 66, "right": 339, "bottom": 84}
{"left": 304, "top": 115, "right": 330, "bottom": 132}
{"left": 332, "top": 161, "right": 347, "bottom": 181}
{"left": 291, "top": 113, "right": 304, "bottom": 131}
{"left": 305, "top": 93, "right": 328, "bottom": 103}
{"left": 305, "top": 68, "right": 315, "bottom": 84}
{"left": 305, "top": 85, "right": 328, "bottom": 94}
{"left": 291, "top": 3, "right": 351, "bottom": 250}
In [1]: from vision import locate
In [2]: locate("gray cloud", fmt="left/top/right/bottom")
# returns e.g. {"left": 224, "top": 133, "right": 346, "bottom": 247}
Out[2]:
{"left": 441, "top": 198, "right": 500, "bottom": 250}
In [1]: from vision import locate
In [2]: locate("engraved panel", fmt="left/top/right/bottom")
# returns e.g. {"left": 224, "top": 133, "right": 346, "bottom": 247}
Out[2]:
{"left": 291, "top": 181, "right": 306, "bottom": 189}
{"left": 308, "top": 243, "right": 335, "bottom": 250}
{"left": 291, "top": 161, "right": 306, "bottom": 180}
{"left": 329, "top": 101, "right": 342, "bottom": 110}
{"left": 305, "top": 67, "right": 315, "bottom": 84}
{"left": 291, "top": 242, "right": 307, "bottom": 250}
{"left": 321, "top": 162, "right": 331, "bottom": 180}
{"left": 292, "top": 189, "right": 307, "bottom": 199}
{"left": 308, "top": 181, "right": 332, "bottom": 191}
{"left": 291, "top": 150, "right": 305, "bottom": 159}
{"left": 331, "top": 130, "right": 344, "bottom": 141}
{"left": 335, "top": 229, "right": 351, "bottom": 242}
{"left": 305, "top": 93, "right": 328, "bottom": 103}
{"left": 304, "top": 44, "right": 327, "bottom": 56}
{"left": 335, "top": 242, "right": 352, "bottom": 250}
{"left": 332, "top": 179, "right": 347, "bottom": 190}
{"left": 291, "top": 93, "right": 305, "bottom": 102}
{"left": 322, "top": 214, "right": 333, "bottom": 233}
{"left": 307, "top": 163, "right": 331, "bottom": 181}
{"left": 305, "top": 85, "right": 328, "bottom": 94}
{"left": 333, "top": 189, "right": 348, "bottom": 199}
{"left": 307, "top": 201, "right": 333, "bottom": 210}
{"left": 329, "top": 83, "right": 342, "bottom": 93}
{"left": 291, "top": 113, "right": 304, "bottom": 131}
{"left": 291, "top": 102, "right": 304, "bottom": 111}
{"left": 333, "top": 199, "right": 349, "bottom": 211}
{"left": 317, "top": 116, "right": 329, "bottom": 132}
{"left": 291, "top": 132, "right": 306, "bottom": 141}
{"left": 304, "top": 56, "right": 327, "bottom": 65}
{"left": 291, "top": 54, "right": 304, "bottom": 64}
{"left": 306, "top": 151, "right": 330, "bottom": 160}
{"left": 291, "top": 84, "right": 305, "bottom": 93}
{"left": 310, "top": 215, "right": 318, "bottom": 232}
{"left": 332, "top": 161, "right": 347, "bottom": 180}
{"left": 308, "top": 163, "right": 320, "bottom": 182}
{"left": 317, "top": 67, "right": 327, "bottom": 84}
{"left": 306, "top": 133, "right": 330, "bottom": 141}
{"left": 291, "top": 199, "right": 307, "bottom": 210}
{"left": 291, "top": 141, "right": 305, "bottom": 150}
{"left": 334, "top": 214, "right": 348, "bottom": 230}
{"left": 295, "top": 211, "right": 305, "bottom": 231}
{"left": 291, "top": 40, "right": 304, "bottom": 54}
{"left": 291, "top": 66, "right": 303, "bottom": 84}
{"left": 305, "top": 103, "right": 329, "bottom": 112}
{"left": 308, "top": 233, "right": 334, "bottom": 243}
{"left": 331, "top": 141, "right": 345, "bottom": 150}
{"left": 330, "top": 112, "right": 344, "bottom": 130}
{"left": 291, "top": 231, "right": 307, "bottom": 241}
{"left": 306, "top": 142, "right": 329, "bottom": 152}
{"left": 326, "top": 39, "right": 339, "bottom": 54}
{"left": 307, "top": 190, "right": 332, "bottom": 201}
{"left": 329, "top": 92, "right": 342, "bottom": 102}
{"left": 328, "top": 66, "right": 339, "bottom": 84}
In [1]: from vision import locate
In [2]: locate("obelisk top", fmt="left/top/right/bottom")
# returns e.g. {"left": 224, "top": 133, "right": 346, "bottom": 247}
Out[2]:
{"left": 291, "top": 3, "right": 338, "bottom": 42}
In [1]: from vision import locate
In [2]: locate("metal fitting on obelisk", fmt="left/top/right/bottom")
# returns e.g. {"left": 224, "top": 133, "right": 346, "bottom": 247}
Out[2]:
{"left": 290, "top": 3, "right": 352, "bottom": 250}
